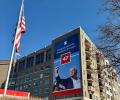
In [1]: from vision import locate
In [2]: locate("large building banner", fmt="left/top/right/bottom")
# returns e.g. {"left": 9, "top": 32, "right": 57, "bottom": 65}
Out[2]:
{"left": 53, "top": 33, "right": 81, "bottom": 96}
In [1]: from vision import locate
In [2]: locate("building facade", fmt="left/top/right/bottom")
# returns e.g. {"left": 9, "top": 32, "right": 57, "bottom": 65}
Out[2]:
{"left": 9, "top": 46, "right": 52, "bottom": 100}
{"left": 0, "top": 60, "right": 9, "bottom": 88}
{"left": 8, "top": 27, "right": 120, "bottom": 100}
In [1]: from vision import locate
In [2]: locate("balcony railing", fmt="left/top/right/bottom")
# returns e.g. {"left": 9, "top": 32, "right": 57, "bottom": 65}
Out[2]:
{"left": 87, "top": 77, "right": 94, "bottom": 82}
{"left": 86, "top": 59, "right": 92, "bottom": 65}
{"left": 85, "top": 40, "right": 91, "bottom": 47}
{"left": 100, "top": 92, "right": 106, "bottom": 98}
{"left": 85, "top": 50, "right": 91, "bottom": 56}
{"left": 88, "top": 86, "right": 94, "bottom": 93}
{"left": 87, "top": 69, "right": 93, "bottom": 74}
{"left": 97, "top": 62, "right": 101, "bottom": 67}
{"left": 99, "top": 81, "right": 104, "bottom": 89}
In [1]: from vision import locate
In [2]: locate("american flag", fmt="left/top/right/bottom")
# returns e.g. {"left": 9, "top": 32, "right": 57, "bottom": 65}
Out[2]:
{"left": 3, "top": 0, "right": 26, "bottom": 96}
{"left": 15, "top": 3, "right": 26, "bottom": 53}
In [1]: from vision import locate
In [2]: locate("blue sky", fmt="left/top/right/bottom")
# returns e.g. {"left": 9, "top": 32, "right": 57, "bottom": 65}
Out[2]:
{"left": 0, "top": 0, "right": 106, "bottom": 59}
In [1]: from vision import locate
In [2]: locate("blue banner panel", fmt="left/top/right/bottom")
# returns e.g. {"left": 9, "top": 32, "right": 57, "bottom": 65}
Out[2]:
{"left": 54, "top": 33, "right": 79, "bottom": 59}
{"left": 53, "top": 33, "right": 81, "bottom": 96}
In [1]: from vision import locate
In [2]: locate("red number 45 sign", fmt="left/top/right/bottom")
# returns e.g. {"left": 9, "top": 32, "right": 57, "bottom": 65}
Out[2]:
{"left": 61, "top": 52, "right": 71, "bottom": 64}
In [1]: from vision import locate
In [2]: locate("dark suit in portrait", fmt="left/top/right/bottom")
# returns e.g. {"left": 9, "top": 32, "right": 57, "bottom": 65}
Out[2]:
{"left": 56, "top": 75, "right": 74, "bottom": 89}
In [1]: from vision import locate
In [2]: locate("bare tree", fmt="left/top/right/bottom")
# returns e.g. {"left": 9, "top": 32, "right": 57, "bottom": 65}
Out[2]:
{"left": 97, "top": 0, "right": 120, "bottom": 74}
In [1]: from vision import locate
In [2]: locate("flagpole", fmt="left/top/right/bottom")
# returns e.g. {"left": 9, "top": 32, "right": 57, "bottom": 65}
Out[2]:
{"left": 3, "top": 0, "right": 24, "bottom": 96}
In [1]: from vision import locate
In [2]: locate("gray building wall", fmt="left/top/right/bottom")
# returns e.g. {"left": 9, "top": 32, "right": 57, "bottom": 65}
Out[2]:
{"left": 0, "top": 60, "right": 9, "bottom": 88}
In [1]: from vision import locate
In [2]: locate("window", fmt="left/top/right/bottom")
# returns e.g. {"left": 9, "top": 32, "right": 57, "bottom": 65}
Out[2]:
{"left": 18, "top": 60, "right": 25, "bottom": 71}
{"left": 43, "top": 88, "right": 49, "bottom": 93}
{"left": 33, "top": 72, "right": 41, "bottom": 80}
{"left": 14, "top": 62, "right": 19, "bottom": 72}
{"left": 44, "top": 79, "right": 49, "bottom": 85}
{"left": 10, "top": 73, "right": 17, "bottom": 78}
{"left": 24, "top": 84, "right": 29, "bottom": 90}
{"left": 36, "top": 53, "right": 44, "bottom": 65}
{"left": 44, "top": 70, "right": 50, "bottom": 77}
{"left": 36, "top": 54, "right": 40, "bottom": 65}
{"left": 25, "top": 70, "right": 33, "bottom": 75}
{"left": 40, "top": 73, "right": 43, "bottom": 79}
{"left": 16, "top": 80, "right": 20, "bottom": 85}
{"left": 87, "top": 74, "right": 92, "bottom": 79}
{"left": 9, "top": 79, "right": 15, "bottom": 85}
{"left": 40, "top": 66, "right": 44, "bottom": 70}
{"left": 46, "top": 65, "right": 50, "bottom": 69}
{"left": 31, "top": 89, "right": 40, "bottom": 96}
{"left": 33, "top": 81, "right": 40, "bottom": 87}
{"left": 43, "top": 97, "right": 48, "bottom": 100}
{"left": 17, "top": 73, "right": 23, "bottom": 78}
{"left": 23, "top": 85, "right": 28, "bottom": 90}
{"left": 26, "top": 56, "right": 34, "bottom": 68}
{"left": 106, "top": 86, "right": 109, "bottom": 91}
{"left": 110, "top": 89, "right": 112, "bottom": 93}
{"left": 107, "top": 94, "right": 110, "bottom": 99}
{"left": 20, "top": 79, "right": 24, "bottom": 85}
{"left": 13, "top": 74, "right": 17, "bottom": 78}
{"left": 88, "top": 82, "right": 92, "bottom": 86}
{"left": 89, "top": 94, "right": 92, "bottom": 99}
{"left": 24, "top": 77, "right": 32, "bottom": 83}
{"left": 20, "top": 86, "right": 23, "bottom": 90}
{"left": 104, "top": 71, "right": 107, "bottom": 76}
{"left": 34, "top": 66, "right": 40, "bottom": 72}
{"left": 28, "top": 83, "right": 32, "bottom": 88}
{"left": 109, "top": 82, "right": 111, "bottom": 85}
{"left": 105, "top": 79, "right": 107, "bottom": 83}
{"left": 100, "top": 89, "right": 103, "bottom": 92}
{"left": 15, "top": 87, "right": 19, "bottom": 91}
{"left": 46, "top": 49, "right": 51, "bottom": 61}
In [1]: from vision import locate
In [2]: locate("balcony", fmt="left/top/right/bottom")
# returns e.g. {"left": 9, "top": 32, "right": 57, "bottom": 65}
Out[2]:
{"left": 112, "top": 72, "right": 117, "bottom": 80}
{"left": 87, "top": 68, "right": 93, "bottom": 74}
{"left": 99, "top": 80, "right": 104, "bottom": 84}
{"left": 99, "top": 78, "right": 104, "bottom": 83}
{"left": 87, "top": 76, "right": 94, "bottom": 82}
{"left": 85, "top": 40, "right": 91, "bottom": 47}
{"left": 100, "top": 89, "right": 106, "bottom": 99}
{"left": 100, "top": 92, "right": 106, "bottom": 98}
{"left": 98, "top": 74, "right": 103, "bottom": 79}
{"left": 99, "top": 81, "right": 104, "bottom": 89}
{"left": 88, "top": 86, "right": 94, "bottom": 94}
{"left": 86, "top": 54, "right": 91, "bottom": 59}
{"left": 86, "top": 56, "right": 92, "bottom": 63}
{"left": 96, "top": 52, "right": 102, "bottom": 59}
{"left": 85, "top": 41, "right": 91, "bottom": 49}
{"left": 87, "top": 64, "right": 92, "bottom": 68}
{"left": 97, "top": 62, "right": 101, "bottom": 67}
{"left": 87, "top": 73, "right": 94, "bottom": 82}
{"left": 99, "top": 85, "right": 104, "bottom": 89}
{"left": 85, "top": 50, "right": 91, "bottom": 56}
{"left": 87, "top": 65, "right": 94, "bottom": 74}
{"left": 86, "top": 59, "right": 92, "bottom": 65}
{"left": 97, "top": 70, "right": 101, "bottom": 75}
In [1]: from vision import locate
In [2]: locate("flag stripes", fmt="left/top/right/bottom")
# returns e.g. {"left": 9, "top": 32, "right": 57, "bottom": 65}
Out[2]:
{"left": 21, "top": 16, "right": 26, "bottom": 33}
{"left": 15, "top": 9, "right": 26, "bottom": 52}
